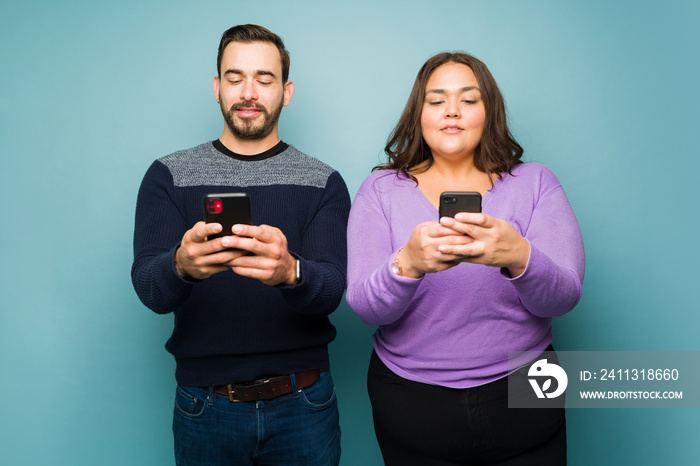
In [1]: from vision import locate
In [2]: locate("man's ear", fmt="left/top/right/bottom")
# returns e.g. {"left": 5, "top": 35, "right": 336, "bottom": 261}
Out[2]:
{"left": 283, "top": 80, "right": 294, "bottom": 107}
{"left": 213, "top": 76, "right": 221, "bottom": 103}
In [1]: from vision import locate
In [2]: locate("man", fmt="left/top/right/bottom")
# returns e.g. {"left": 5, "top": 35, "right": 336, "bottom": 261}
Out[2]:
{"left": 132, "top": 24, "right": 349, "bottom": 465}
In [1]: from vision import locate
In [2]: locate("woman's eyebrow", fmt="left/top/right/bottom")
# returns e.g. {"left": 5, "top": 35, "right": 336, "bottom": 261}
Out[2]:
{"left": 425, "top": 86, "right": 481, "bottom": 95}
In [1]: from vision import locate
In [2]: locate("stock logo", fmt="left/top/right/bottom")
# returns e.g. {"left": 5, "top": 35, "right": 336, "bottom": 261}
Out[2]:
{"left": 528, "top": 359, "right": 568, "bottom": 399}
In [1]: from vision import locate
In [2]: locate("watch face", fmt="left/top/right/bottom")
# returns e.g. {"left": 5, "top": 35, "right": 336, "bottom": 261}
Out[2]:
{"left": 391, "top": 260, "right": 401, "bottom": 276}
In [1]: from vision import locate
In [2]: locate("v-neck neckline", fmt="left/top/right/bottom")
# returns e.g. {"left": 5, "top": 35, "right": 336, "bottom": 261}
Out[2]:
{"left": 408, "top": 173, "right": 499, "bottom": 216}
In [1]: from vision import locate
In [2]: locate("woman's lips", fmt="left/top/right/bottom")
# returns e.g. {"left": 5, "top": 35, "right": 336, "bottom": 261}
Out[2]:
{"left": 440, "top": 125, "right": 463, "bottom": 133}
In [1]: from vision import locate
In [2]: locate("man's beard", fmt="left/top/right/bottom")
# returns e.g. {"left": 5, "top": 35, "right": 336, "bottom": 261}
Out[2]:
{"left": 221, "top": 96, "right": 284, "bottom": 141}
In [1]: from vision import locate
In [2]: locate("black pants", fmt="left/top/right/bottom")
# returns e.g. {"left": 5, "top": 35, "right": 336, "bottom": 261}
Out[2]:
{"left": 367, "top": 350, "right": 566, "bottom": 466}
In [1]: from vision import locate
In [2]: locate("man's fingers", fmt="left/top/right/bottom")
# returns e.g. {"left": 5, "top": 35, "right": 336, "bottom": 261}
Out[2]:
{"left": 231, "top": 224, "right": 280, "bottom": 243}
{"left": 230, "top": 265, "right": 271, "bottom": 282}
{"left": 231, "top": 223, "right": 265, "bottom": 239}
{"left": 189, "top": 221, "right": 223, "bottom": 243}
{"left": 223, "top": 224, "right": 288, "bottom": 258}
{"left": 221, "top": 236, "right": 257, "bottom": 254}
{"left": 230, "top": 254, "right": 272, "bottom": 269}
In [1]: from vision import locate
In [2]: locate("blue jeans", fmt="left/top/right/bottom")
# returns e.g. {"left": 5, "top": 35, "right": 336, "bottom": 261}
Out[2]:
{"left": 173, "top": 371, "right": 341, "bottom": 466}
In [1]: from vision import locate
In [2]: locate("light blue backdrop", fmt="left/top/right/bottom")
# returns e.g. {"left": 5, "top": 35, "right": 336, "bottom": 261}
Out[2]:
{"left": 1, "top": 1, "right": 698, "bottom": 464}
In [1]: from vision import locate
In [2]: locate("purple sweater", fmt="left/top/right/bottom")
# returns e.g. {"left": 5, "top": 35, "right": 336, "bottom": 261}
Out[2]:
{"left": 346, "top": 163, "right": 585, "bottom": 388}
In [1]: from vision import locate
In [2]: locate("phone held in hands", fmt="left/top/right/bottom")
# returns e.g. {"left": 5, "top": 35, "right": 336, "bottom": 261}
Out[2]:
{"left": 439, "top": 191, "right": 482, "bottom": 218}
{"left": 202, "top": 193, "right": 252, "bottom": 240}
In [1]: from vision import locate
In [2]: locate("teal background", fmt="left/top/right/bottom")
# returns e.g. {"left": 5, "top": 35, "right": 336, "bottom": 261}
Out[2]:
{"left": 1, "top": 0, "right": 698, "bottom": 464}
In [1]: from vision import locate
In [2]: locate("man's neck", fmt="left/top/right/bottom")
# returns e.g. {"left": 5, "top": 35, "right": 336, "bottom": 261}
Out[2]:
{"left": 213, "top": 139, "right": 287, "bottom": 160}
{"left": 219, "top": 130, "right": 281, "bottom": 156}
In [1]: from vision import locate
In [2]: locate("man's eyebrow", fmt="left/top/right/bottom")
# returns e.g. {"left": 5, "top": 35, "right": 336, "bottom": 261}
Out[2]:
{"left": 223, "top": 69, "right": 277, "bottom": 78}
{"left": 425, "top": 86, "right": 481, "bottom": 95}
{"left": 255, "top": 70, "right": 276, "bottom": 78}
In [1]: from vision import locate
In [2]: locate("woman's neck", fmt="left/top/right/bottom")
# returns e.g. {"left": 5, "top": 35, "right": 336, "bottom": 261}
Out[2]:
{"left": 412, "top": 158, "right": 496, "bottom": 208}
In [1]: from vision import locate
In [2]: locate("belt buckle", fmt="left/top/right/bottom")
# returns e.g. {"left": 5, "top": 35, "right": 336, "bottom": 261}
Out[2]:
{"left": 226, "top": 384, "right": 244, "bottom": 403}
{"left": 226, "top": 384, "right": 235, "bottom": 402}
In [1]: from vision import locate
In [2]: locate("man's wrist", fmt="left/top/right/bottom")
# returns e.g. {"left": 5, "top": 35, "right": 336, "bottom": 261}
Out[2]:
{"left": 174, "top": 248, "right": 196, "bottom": 281}
{"left": 278, "top": 254, "right": 301, "bottom": 286}
{"left": 174, "top": 249, "right": 186, "bottom": 278}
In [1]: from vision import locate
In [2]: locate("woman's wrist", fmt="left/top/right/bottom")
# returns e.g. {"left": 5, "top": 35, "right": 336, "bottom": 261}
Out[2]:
{"left": 392, "top": 248, "right": 425, "bottom": 279}
{"left": 506, "top": 238, "right": 530, "bottom": 278}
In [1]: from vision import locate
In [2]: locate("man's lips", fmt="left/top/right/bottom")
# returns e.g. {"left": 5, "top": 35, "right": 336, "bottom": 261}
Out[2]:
{"left": 235, "top": 107, "right": 263, "bottom": 118}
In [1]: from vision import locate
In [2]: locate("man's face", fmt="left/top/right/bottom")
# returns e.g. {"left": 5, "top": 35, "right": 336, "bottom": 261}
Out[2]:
{"left": 214, "top": 41, "right": 293, "bottom": 142}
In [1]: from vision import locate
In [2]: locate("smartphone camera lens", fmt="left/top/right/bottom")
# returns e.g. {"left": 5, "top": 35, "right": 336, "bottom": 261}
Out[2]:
{"left": 443, "top": 196, "right": 457, "bottom": 204}
{"left": 206, "top": 198, "right": 223, "bottom": 214}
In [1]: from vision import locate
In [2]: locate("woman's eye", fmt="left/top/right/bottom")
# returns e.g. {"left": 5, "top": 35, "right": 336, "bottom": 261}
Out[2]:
{"left": 462, "top": 100, "right": 477, "bottom": 104}
{"left": 428, "top": 101, "right": 444, "bottom": 106}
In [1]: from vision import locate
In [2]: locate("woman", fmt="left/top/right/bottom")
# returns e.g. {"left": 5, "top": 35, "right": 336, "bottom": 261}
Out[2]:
{"left": 346, "top": 52, "right": 585, "bottom": 465}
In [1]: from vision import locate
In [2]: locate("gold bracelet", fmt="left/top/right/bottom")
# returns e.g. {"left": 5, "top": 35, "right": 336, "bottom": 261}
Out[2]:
{"left": 391, "top": 248, "right": 403, "bottom": 276}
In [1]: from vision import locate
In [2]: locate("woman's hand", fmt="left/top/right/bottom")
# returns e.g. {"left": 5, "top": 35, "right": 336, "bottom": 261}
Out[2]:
{"left": 398, "top": 221, "right": 475, "bottom": 278}
{"left": 437, "top": 212, "right": 530, "bottom": 278}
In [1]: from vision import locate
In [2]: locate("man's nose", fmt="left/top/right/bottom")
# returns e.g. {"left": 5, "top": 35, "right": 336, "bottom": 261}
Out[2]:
{"left": 240, "top": 80, "right": 258, "bottom": 101}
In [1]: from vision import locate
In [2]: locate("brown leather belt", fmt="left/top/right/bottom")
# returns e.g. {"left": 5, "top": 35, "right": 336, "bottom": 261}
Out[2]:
{"left": 212, "top": 368, "right": 320, "bottom": 402}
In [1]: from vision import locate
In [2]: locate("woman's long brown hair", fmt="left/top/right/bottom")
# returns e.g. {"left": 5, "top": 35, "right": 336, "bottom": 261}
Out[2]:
{"left": 376, "top": 52, "right": 523, "bottom": 181}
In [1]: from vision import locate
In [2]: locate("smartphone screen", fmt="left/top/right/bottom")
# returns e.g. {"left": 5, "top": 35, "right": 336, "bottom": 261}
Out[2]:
{"left": 439, "top": 191, "right": 482, "bottom": 218}
{"left": 202, "top": 193, "right": 252, "bottom": 240}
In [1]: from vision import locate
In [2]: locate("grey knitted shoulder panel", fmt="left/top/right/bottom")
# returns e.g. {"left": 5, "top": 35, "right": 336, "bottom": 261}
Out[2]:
{"left": 159, "top": 142, "right": 335, "bottom": 189}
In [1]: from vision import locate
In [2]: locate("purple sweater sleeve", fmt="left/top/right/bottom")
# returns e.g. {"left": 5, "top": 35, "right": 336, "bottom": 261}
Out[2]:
{"left": 346, "top": 177, "right": 426, "bottom": 326}
{"left": 346, "top": 235, "right": 423, "bottom": 326}
{"left": 505, "top": 173, "right": 585, "bottom": 317}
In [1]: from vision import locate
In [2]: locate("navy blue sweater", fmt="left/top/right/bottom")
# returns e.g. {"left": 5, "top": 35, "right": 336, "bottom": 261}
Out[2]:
{"left": 132, "top": 141, "right": 351, "bottom": 386}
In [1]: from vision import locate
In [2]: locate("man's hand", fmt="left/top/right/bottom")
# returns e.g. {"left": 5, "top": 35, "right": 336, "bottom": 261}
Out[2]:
{"left": 174, "top": 221, "right": 249, "bottom": 281}
{"left": 221, "top": 224, "right": 298, "bottom": 286}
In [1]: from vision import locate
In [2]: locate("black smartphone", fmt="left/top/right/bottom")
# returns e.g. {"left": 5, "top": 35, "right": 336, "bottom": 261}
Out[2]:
{"left": 202, "top": 193, "right": 252, "bottom": 240}
{"left": 439, "top": 191, "right": 482, "bottom": 218}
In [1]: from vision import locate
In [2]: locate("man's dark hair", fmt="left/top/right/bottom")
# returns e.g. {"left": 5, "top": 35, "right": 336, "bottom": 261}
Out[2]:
{"left": 217, "top": 24, "right": 290, "bottom": 82}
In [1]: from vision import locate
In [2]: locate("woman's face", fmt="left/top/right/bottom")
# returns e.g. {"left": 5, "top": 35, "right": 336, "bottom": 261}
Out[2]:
{"left": 420, "top": 63, "right": 486, "bottom": 162}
